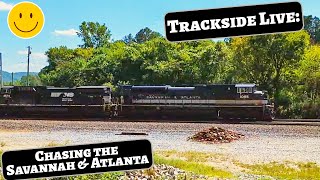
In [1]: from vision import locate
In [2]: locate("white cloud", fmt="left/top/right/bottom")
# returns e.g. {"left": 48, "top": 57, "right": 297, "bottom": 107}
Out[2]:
{"left": 53, "top": 29, "right": 79, "bottom": 36}
{"left": 5, "top": 61, "right": 48, "bottom": 72}
{"left": 17, "top": 50, "right": 47, "bottom": 60}
{"left": 0, "top": 1, "right": 13, "bottom": 11}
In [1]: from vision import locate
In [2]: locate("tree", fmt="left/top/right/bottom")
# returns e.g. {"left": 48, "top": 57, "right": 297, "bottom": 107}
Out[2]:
{"left": 230, "top": 31, "right": 310, "bottom": 110}
{"left": 281, "top": 45, "right": 320, "bottom": 118}
{"left": 304, "top": 15, "right": 320, "bottom": 44}
{"left": 299, "top": 45, "right": 320, "bottom": 99}
{"left": 20, "top": 75, "right": 42, "bottom": 86}
{"left": 77, "top": 21, "right": 111, "bottom": 48}
{"left": 123, "top": 33, "right": 135, "bottom": 44}
{"left": 194, "top": 41, "right": 232, "bottom": 83}
{"left": 39, "top": 46, "right": 94, "bottom": 86}
{"left": 134, "top": 27, "right": 162, "bottom": 43}
{"left": 42, "top": 46, "right": 75, "bottom": 73}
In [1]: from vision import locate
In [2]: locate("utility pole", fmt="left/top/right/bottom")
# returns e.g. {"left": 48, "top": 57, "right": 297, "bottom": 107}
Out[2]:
{"left": 27, "top": 46, "right": 31, "bottom": 86}
{"left": 11, "top": 72, "right": 14, "bottom": 86}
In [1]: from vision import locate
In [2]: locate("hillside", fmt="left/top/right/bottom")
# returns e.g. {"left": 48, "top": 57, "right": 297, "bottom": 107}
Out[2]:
{"left": 2, "top": 71, "right": 38, "bottom": 82}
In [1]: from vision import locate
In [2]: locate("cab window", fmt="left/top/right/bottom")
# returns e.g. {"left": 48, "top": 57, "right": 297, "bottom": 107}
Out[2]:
{"left": 237, "top": 87, "right": 253, "bottom": 93}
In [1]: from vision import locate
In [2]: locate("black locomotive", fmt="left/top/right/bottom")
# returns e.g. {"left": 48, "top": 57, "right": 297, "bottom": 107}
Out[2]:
{"left": 0, "top": 84, "right": 274, "bottom": 120}
{"left": 118, "top": 84, "right": 274, "bottom": 120}
{"left": 0, "top": 86, "right": 112, "bottom": 117}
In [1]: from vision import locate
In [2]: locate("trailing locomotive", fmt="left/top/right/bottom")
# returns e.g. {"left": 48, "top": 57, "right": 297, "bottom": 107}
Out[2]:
{"left": 0, "top": 86, "right": 112, "bottom": 117}
{"left": 118, "top": 84, "right": 274, "bottom": 120}
{"left": 0, "top": 83, "right": 274, "bottom": 120}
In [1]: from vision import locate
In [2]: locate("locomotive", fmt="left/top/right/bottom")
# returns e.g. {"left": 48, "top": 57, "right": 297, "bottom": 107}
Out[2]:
{"left": 0, "top": 86, "right": 112, "bottom": 117}
{"left": 118, "top": 84, "right": 274, "bottom": 121}
{"left": 0, "top": 84, "right": 274, "bottom": 120}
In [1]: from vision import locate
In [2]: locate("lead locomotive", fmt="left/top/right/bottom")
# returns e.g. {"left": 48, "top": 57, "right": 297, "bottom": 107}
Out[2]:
{"left": 118, "top": 84, "right": 274, "bottom": 121}
{"left": 0, "top": 84, "right": 274, "bottom": 120}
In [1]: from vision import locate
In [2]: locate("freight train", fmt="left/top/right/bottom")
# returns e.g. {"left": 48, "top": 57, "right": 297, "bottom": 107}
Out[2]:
{"left": 0, "top": 84, "right": 274, "bottom": 120}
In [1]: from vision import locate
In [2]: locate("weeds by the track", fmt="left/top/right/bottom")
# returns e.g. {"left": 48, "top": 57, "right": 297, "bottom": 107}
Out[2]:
{"left": 157, "top": 150, "right": 320, "bottom": 179}
{"left": 157, "top": 150, "right": 227, "bottom": 162}
{"left": 45, "top": 140, "right": 71, "bottom": 147}
{"left": 0, "top": 150, "right": 3, "bottom": 180}
{"left": 0, "top": 142, "right": 6, "bottom": 148}
{"left": 0, "top": 149, "right": 2, "bottom": 166}
{"left": 154, "top": 153, "right": 234, "bottom": 178}
{"left": 238, "top": 161, "right": 320, "bottom": 180}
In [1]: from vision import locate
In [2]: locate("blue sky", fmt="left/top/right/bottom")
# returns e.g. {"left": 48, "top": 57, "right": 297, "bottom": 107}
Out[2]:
{"left": 0, "top": 0, "right": 318, "bottom": 72}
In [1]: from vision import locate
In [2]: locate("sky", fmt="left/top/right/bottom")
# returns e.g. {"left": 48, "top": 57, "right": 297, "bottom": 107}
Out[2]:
{"left": 0, "top": 0, "right": 319, "bottom": 73}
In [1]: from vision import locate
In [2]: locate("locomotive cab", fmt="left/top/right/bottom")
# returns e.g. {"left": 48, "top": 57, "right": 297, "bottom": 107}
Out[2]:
{"left": 236, "top": 84, "right": 255, "bottom": 99}
{"left": 0, "top": 86, "right": 13, "bottom": 104}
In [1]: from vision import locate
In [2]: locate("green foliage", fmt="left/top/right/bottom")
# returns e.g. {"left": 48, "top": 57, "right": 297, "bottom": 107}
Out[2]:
{"left": 78, "top": 22, "right": 111, "bottom": 48}
{"left": 304, "top": 15, "right": 320, "bottom": 44}
{"left": 123, "top": 27, "right": 162, "bottom": 44}
{"left": 40, "top": 36, "right": 230, "bottom": 87}
{"left": 39, "top": 20, "right": 320, "bottom": 118}
{"left": 0, "top": 150, "right": 4, "bottom": 180}
{"left": 299, "top": 46, "right": 320, "bottom": 96}
{"left": 276, "top": 45, "right": 320, "bottom": 118}
{"left": 20, "top": 75, "right": 42, "bottom": 86}
{"left": 232, "top": 31, "right": 309, "bottom": 89}
{"left": 230, "top": 31, "right": 310, "bottom": 112}
{"left": 134, "top": 27, "right": 162, "bottom": 43}
{"left": 3, "top": 75, "right": 42, "bottom": 86}
{"left": 241, "top": 162, "right": 320, "bottom": 180}
{"left": 0, "top": 149, "right": 3, "bottom": 167}
{"left": 154, "top": 154, "right": 233, "bottom": 178}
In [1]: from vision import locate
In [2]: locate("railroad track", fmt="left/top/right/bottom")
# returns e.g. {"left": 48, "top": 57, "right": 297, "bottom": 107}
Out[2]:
{"left": 113, "top": 118, "right": 320, "bottom": 126}
{"left": 0, "top": 116, "right": 319, "bottom": 126}
{"left": 240, "top": 119, "right": 320, "bottom": 126}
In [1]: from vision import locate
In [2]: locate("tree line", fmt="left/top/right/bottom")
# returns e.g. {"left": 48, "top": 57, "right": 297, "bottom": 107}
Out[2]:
{"left": 38, "top": 16, "right": 320, "bottom": 118}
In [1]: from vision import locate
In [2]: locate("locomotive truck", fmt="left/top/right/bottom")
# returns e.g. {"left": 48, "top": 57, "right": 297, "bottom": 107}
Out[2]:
{"left": 0, "top": 84, "right": 274, "bottom": 120}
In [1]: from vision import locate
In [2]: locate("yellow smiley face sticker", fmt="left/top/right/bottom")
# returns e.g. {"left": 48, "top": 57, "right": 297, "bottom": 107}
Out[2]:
{"left": 7, "top": 1, "right": 45, "bottom": 39}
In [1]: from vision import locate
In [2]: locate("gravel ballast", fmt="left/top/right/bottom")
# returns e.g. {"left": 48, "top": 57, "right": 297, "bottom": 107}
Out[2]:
{"left": 122, "top": 164, "right": 209, "bottom": 180}
{"left": 188, "top": 126, "right": 244, "bottom": 143}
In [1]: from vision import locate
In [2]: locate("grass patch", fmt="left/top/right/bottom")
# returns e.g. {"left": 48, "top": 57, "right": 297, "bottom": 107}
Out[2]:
{"left": 45, "top": 140, "right": 70, "bottom": 147}
{"left": 46, "top": 141, "right": 61, "bottom": 147}
{"left": 154, "top": 154, "right": 233, "bottom": 178}
{"left": 157, "top": 150, "right": 225, "bottom": 162}
{"left": 0, "top": 142, "right": 6, "bottom": 148}
{"left": 0, "top": 150, "right": 3, "bottom": 180}
{"left": 0, "top": 150, "right": 3, "bottom": 167}
{"left": 239, "top": 161, "right": 320, "bottom": 180}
